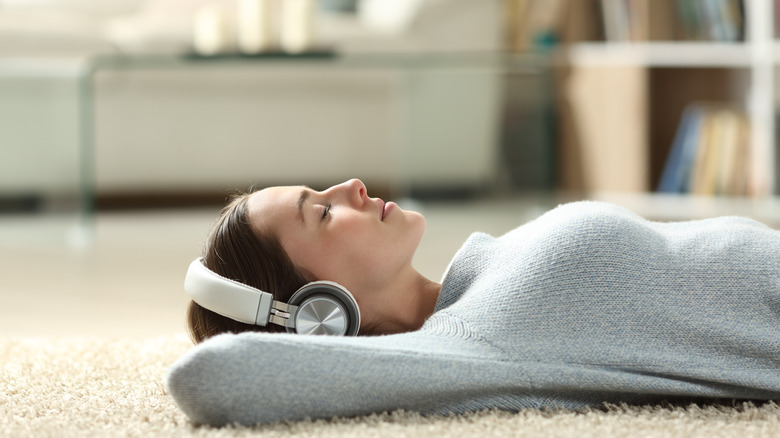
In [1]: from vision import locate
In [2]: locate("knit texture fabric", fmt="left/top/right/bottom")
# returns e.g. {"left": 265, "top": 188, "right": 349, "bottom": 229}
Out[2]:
{"left": 166, "top": 201, "right": 780, "bottom": 426}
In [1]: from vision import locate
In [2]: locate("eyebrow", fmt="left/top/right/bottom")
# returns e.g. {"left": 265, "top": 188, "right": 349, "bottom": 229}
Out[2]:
{"left": 296, "top": 188, "right": 310, "bottom": 224}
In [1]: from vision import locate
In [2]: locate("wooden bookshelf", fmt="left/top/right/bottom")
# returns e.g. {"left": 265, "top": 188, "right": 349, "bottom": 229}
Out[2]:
{"left": 566, "top": 42, "right": 752, "bottom": 67}
{"left": 507, "top": 0, "right": 776, "bottom": 197}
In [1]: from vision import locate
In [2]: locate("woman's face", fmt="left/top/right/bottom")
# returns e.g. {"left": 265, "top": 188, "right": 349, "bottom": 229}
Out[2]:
{"left": 246, "top": 179, "right": 426, "bottom": 295}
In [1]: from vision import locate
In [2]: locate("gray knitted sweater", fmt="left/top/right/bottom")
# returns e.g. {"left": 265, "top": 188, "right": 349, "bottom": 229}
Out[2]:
{"left": 167, "top": 201, "right": 780, "bottom": 426}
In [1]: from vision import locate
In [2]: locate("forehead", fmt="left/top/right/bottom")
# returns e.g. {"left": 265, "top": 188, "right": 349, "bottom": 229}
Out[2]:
{"left": 246, "top": 185, "right": 304, "bottom": 233}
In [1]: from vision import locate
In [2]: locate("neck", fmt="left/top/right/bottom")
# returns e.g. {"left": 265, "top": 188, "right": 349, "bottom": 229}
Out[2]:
{"left": 366, "top": 271, "right": 441, "bottom": 335}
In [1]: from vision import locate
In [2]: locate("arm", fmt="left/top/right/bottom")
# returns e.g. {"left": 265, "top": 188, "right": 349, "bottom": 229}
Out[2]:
{"left": 166, "top": 329, "right": 529, "bottom": 426}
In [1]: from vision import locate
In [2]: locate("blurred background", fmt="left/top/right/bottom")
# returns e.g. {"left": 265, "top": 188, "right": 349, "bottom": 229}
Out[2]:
{"left": 2, "top": 0, "right": 780, "bottom": 338}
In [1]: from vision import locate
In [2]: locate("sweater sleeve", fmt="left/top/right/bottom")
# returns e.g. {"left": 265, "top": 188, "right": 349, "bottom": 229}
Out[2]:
{"left": 166, "top": 328, "right": 532, "bottom": 426}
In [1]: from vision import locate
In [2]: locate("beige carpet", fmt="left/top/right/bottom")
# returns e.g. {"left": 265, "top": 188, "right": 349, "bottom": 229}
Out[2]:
{"left": 3, "top": 335, "right": 780, "bottom": 437}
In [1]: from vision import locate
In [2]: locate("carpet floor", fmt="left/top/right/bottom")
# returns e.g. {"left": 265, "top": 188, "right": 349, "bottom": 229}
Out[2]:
{"left": 3, "top": 335, "right": 780, "bottom": 437}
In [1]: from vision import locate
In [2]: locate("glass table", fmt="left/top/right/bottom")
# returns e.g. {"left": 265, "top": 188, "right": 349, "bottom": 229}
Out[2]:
{"left": 0, "top": 56, "right": 94, "bottom": 247}
{"left": 0, "top": 51, "right": 552, "bottom": 246}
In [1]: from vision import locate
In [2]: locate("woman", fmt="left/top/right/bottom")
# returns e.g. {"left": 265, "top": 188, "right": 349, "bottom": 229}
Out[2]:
{"left": 187, "top": 178, "right": 440, "bottom": 341}
{"left": 170, "top": 178, "right": 780, "bottom": 426}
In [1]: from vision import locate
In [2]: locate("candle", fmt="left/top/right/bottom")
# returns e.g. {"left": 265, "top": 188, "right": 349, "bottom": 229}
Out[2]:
{"left": 280, "top": 0, "right": 315, "bottom": 54}
{"left": 193, "top": 4, "right": 230, "bottom": 56}
{"left": 238, "top": 0, "right": 276, "bottom": 54}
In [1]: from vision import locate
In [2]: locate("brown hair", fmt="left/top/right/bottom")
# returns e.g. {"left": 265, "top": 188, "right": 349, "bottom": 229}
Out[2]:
{"left": 186, "top": 192, "right": 310, "bottom": 344}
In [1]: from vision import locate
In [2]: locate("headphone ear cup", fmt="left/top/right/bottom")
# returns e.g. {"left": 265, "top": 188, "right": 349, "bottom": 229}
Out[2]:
{"left": 287, "top": 281, "right": 361, "bottom": 336}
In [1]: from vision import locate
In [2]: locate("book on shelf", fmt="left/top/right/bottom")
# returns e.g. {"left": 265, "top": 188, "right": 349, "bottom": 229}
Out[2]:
{"left": 506, "top": 0, "right": 745, "bottom": 50}
{"left": 505, "top": 0, "right": 567, "bottom": 50}
{"left": 600, "top": 0, "right": 648, "bottom": 42}
{"left": 600, "top": 0, "right": 744, "bottom": 42}
{"left": 657, "top": 103, "right": 754, "bottom": 196}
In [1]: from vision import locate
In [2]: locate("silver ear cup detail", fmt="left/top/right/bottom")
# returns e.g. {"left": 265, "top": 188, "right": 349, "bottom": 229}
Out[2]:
{"left": 294, "top": 296, "right": 348, "bottom": 336}
{"left": 287, "top": 281, "right": 361, "bottom": 336}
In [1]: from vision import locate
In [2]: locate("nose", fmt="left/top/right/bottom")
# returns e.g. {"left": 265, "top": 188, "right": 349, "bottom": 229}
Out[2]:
{"left": 327, "top": 178, "right": 368, "bottom": 207}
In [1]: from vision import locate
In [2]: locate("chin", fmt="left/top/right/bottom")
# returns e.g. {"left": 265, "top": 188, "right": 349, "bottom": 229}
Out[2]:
{"left": 404, "top": 209, "right": 425, "bottom": 226}
{"left": 408, "top": 211, "right": 427, "bottom": 241}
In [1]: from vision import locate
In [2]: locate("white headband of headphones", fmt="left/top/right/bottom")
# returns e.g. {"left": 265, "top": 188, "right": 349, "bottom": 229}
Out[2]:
{"left": 184, "top": 258, "right": 274, "bottom": 325}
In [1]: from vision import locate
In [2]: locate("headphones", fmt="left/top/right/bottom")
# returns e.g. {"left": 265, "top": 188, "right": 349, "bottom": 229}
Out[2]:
{"left": 184, "top": 258, "right": 361, "bottom": 336}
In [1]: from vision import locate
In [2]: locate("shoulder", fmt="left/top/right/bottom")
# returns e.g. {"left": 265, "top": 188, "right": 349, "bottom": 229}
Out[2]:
{"left": 540, "top": 201, "right": 640, "bottom": 224}
{"left": 498, "top": 201, "right": 646, "bottom": 243}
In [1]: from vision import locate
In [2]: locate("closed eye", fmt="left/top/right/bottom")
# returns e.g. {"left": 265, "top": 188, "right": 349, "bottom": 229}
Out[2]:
{"left": 321, "top": 203, "right": 332, "bottom": 221}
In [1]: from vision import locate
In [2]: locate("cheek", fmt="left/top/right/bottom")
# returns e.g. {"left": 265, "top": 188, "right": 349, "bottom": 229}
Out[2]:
{"left": 289, "top": 230, "right": 359, "bottom": 281}
{"left": 280, "top": 232, "right": 330, "bottom": 281}
{"left": 289, "top": 213, "right": 419, "bottom": 283}
{"left": 321, "top": 224, "right": 384, "bottom": 278}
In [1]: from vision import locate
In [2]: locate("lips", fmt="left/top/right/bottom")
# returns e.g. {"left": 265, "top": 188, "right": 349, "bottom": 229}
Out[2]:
{"left": 377, "top": 199, "right": 397, "bottom": 221}
{"left": 383, "top": 201, "right": 396, "bottom": 220}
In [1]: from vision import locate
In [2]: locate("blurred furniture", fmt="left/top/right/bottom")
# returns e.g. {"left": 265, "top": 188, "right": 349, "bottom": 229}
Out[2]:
{"left": 88, "top": 52, "right": 514, "bottom": 198}
{"left": 0, "top": 57, "right": 86, "bottom": 210}
{"left": 0, "top": 0, "right": 510, "bottom": 205}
